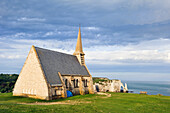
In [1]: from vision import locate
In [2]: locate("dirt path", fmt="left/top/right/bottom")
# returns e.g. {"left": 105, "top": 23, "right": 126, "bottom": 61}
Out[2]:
{"left": 18, "top": 93, "right": 110, "bottom": 105}
{"left": 96, "top": 92, "right": 111, "bottom": 98}
{"left": 19, "top": 100, "right": 91, "bottom": 105}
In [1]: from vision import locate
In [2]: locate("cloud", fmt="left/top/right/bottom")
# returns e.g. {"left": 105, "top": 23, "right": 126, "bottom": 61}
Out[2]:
{"left": 1, "top": 0, "right": 170, "bottom": 27}
{"left": 0, "top": 54, "right": 25, "bottom": 59}
{"left": 1, "top": 36, "right": 170, "bottom": 80}
{"left": 1, "top": 0, "right": 170, "bottom": 80}
{"left": 84, "top": 27, "right": 100, "bottom": 30}
{"left": 43, "top": 32, "right": 55, "bottom": 37}
{"left": 17, "top": 17, "right": 46, "bottom": 22}
{"left": 85, "top": 38, "right": 170, "bottom": 65}
{"left": 91, "top": 72, "right": 170, "bottom": 81}
{"left": 0, "top": 32, "right": 43, "bottom": 40}
{"left": 1, "top": 36, "right": 170, "bottom": 65}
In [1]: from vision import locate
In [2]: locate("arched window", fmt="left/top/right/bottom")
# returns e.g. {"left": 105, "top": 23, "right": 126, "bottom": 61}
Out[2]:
{"left": 86, "top": 79, "right": 88, "bottom": 87}
{"left": 84, "top": 79, "right": 88, "bottom": 87}
{"left": 73, "top": 79, "right": 75, "bottom": 88}
{"left": 76, "top": 79, "right": 79, "bottom": 88}
{"left": 65, "top": 79, "right": 68, "bottom": 88}
{"left": 83, "top": 80, "right": 85, "bottom": 87}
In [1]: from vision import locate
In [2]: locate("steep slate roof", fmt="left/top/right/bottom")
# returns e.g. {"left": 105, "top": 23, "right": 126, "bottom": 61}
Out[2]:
{"left": 35, "top": 47, "right": 90, "bottom": 85}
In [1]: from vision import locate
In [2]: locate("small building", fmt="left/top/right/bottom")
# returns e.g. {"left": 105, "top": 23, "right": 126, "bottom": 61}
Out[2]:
{"left": 13, "top": 27, "right": 94, "bottom": 100}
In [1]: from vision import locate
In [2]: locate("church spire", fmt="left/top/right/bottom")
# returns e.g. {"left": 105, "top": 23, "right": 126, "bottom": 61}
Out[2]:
{"left": 73, "top": 26, "right": 84, "bottom": 55}
{"left": 73, "top": 26, "right": 85, "bottom": 65}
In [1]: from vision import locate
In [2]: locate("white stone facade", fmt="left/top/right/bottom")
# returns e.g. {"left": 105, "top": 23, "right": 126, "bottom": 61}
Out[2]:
{"left": 13, "top": 47, "right": 49, "bottom": 100}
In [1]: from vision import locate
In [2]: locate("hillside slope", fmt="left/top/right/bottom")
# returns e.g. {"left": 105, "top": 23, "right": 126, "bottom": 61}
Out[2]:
{"left": 0, "top": 93, "right": 169, "bottom": 113}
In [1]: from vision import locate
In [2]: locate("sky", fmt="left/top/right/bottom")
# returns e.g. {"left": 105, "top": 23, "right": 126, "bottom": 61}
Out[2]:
{"left": 0, "top": 0, "right": 170, "bottom": 81}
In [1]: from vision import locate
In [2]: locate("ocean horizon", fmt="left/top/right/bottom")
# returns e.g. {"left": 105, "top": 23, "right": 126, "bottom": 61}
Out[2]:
{"left": 122, "top": 81, "right": 170, "bottom": 96}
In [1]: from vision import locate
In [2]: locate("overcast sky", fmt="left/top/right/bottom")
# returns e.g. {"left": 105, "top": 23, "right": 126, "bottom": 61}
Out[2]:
{"left": 0, "top": 0, "right": 170, "bottom": 81}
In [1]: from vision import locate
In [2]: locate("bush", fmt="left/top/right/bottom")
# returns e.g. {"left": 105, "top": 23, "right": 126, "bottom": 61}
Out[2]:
{"left": 0, "top": 74, "right": 18, "bottom": 93}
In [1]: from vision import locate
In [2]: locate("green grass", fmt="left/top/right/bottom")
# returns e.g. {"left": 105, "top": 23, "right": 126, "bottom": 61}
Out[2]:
{"left": 92, "top": 78, "right": 108, "bottom": 84}
{"left": 0, "top": 93, "right": 170, "bottom": 113}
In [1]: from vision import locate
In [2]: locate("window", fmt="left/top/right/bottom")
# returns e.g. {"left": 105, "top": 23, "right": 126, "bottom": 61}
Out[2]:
{"left": 76, "top": 79, "right": 79, "bottom": 88}
{"left": 73, "top": 79, "right": 75, "bottom": 88}
{"left": 86, "top": 79, "right": 88, "bottom": 87}
{"left": 84, "top": 79, "right": 88, "bottom": 87}
{"left": 53, "top": 88, "right": 62, "bottom": 96}
{"left": 65, "top": 79, "right": 68, "bottom": 88}
{"left": 54, "top": 89, "right": 57, "bottom": 95}
{"left": 56, "top": 88, "right": 62, "bottom": 95}
{"left": 72, "top": 79, "right": 79, "bottom": 88}
{"left": 83, "top": 80, "right": 85, "bottom": 87}
{"left": 52, "top": 88, "right": 56, "bottom": 96}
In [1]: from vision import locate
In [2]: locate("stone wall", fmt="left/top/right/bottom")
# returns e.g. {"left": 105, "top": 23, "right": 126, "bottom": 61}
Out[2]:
{"left": 13, "top": 46, "right": 49, "bottom": 100}
{"left": 62, "top": 75, "right": 93, "bottom": 95}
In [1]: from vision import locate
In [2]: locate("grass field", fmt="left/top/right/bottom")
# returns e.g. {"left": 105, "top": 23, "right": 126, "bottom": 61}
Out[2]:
{"left": 0, "top": 93, "right": 170, "bottom": 113}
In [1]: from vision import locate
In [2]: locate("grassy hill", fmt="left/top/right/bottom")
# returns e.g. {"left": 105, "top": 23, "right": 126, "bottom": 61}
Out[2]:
{"left": 92, "top": 77, "right": 109, "bottom": 84}
{"left": 0, "top": 92, "right": 169, "bottom": 113}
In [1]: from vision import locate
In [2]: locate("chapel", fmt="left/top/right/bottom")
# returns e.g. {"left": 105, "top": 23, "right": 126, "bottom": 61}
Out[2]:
{"left": 13, "top": 27, "right": 94, "bottom": 100}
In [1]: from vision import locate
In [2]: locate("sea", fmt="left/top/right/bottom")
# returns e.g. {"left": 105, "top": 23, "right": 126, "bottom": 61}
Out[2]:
{"left": 122, "top": 81, "right": 170, "bottom": 96}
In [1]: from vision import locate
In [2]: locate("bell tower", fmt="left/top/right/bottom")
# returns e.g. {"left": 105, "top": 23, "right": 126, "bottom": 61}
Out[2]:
{"left": 73, "top": 26, "right": 85, "bottom": 65}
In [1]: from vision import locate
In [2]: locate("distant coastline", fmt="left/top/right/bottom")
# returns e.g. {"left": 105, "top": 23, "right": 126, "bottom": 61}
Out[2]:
{"left": 123, "top": 81, "right": 170, "bottom": 96}
{"left": 1, "top": 74, "right": 170, "bottom": 96}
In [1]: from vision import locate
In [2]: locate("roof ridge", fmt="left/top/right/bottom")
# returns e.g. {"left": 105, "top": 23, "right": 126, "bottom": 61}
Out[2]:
{"left": 34, "top": 46, "right": 75, "bottom": 57}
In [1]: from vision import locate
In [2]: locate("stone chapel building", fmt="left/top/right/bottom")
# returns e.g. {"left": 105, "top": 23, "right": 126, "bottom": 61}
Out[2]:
{"left": 13, "top": 27, "right": 94, "bottom": 100}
